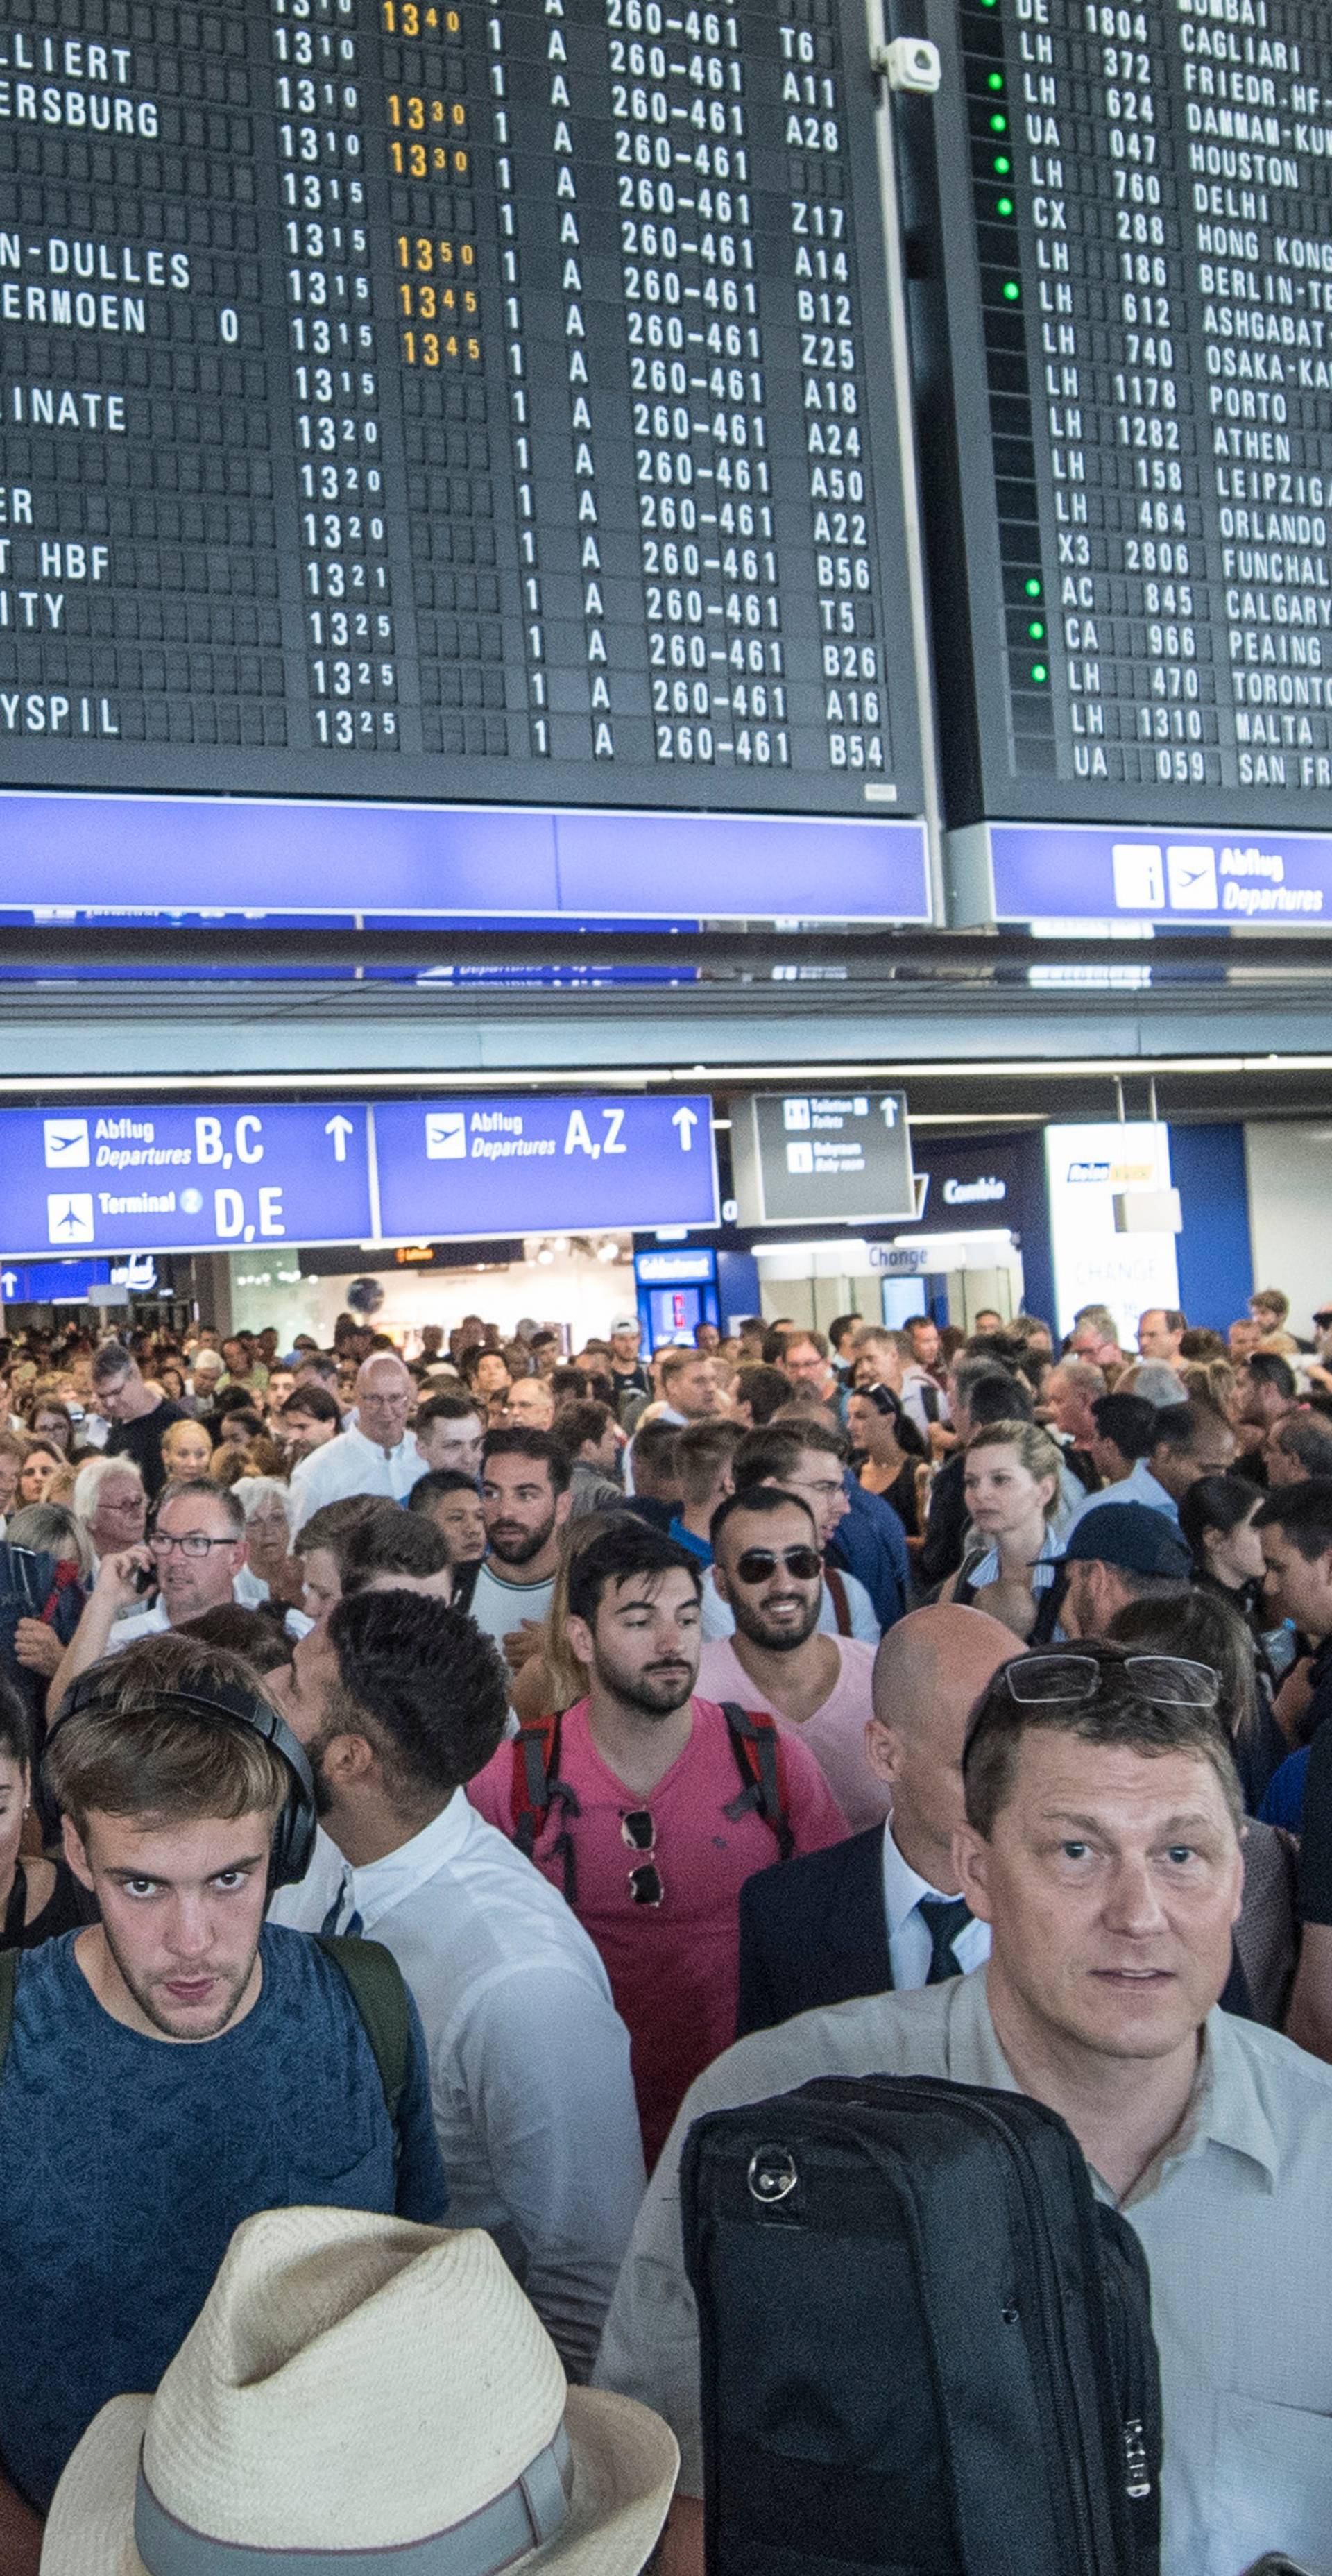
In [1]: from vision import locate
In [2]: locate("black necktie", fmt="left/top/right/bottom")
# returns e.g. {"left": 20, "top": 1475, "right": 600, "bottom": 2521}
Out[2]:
{"left": 918, "top": 1894, "right": 971, "bottom": 1985}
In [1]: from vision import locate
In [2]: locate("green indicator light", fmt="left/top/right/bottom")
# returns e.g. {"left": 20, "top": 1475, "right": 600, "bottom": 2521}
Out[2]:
{"left": 993, "top": 153, "right": 1011, "bottom": 173}
{"left": 1025, "top": 577, "right": 1042, "bottom": 598}
{"left": 1028, "top": 620, "right": 1045, "bottom": 640}
{"left": 996, "top": 195, "right": 1014, "bottom": 216}
{"left": 980, "top": 0, "right": 997, "bottom": 10}
{"left": 987, "top": 71, "right": 1005, "bottom": 90}
{"left": 990, "top": 112, "right": 1007, "bottom": 130}
{"left": 1030, "top": 663, "right": 1048, "bottom": 684}
{"left": 1002, "top": 279, "right": 1021, "bottom": 300}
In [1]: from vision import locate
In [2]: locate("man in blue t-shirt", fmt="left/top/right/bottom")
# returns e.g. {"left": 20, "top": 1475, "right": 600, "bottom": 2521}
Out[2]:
{"left": 0, "top": 1634, "right": 445, "bottom": 2570}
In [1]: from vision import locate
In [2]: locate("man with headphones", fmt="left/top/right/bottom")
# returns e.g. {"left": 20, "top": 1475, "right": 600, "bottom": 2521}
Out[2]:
{"left": 0, "top": 1629, "right": 445, "bottom": 2573}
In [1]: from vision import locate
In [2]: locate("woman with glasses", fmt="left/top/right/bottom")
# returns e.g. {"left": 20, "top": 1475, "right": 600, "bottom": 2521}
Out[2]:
{"left": 233, "top": 1477, "right": 302, "bottom": 1614}
{"left": 941, "top": 1419, "right": 1064, "bottom": 1638}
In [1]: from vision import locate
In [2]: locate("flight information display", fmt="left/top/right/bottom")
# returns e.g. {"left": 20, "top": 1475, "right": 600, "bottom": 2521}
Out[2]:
{"left": 0, "top": 0, "right": 926, "bottom": 819}
{"left": 918, "top": 0, "right": 1332, "bottom": 837}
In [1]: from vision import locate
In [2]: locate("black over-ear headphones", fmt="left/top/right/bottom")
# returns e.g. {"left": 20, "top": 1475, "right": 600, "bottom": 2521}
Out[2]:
{"left": 44, "top": 1666, "right": 317, "bottom": 1890}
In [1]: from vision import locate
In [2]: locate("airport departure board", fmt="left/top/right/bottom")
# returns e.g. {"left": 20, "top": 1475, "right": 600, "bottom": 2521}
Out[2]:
{"left": 0, "top": 0, "right": 926, "bottom": 815}
{"left": 917, "top": 0, "right": 1332, "bottom": 831}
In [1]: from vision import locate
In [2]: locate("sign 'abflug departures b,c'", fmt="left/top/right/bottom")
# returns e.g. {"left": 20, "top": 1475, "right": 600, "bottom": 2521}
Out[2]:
{"left": 0, "top": 1103, "right": 374, "bottom": 1257}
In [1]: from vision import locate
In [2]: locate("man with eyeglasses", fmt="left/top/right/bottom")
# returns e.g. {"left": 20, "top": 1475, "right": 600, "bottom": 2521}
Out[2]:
{"left": 599, "top": 1637, "right": 1332, "bottom": 2576}
{"left": 289, "top": 1356, "right": 420, "bottom": 1535}
{"left": 468, "top": 1518, "right": 846, "bottom": 2168}
{"left": 697, "top": 1487, "right": 883, "bottom": 1831}
{"left": 47, "top": 1482, "right": 250, "bottom": 1714}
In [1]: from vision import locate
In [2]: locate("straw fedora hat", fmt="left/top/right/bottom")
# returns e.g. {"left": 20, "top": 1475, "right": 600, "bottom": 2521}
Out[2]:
{"left": 41, "top": 2206, "right": 678, "bottom": 2576}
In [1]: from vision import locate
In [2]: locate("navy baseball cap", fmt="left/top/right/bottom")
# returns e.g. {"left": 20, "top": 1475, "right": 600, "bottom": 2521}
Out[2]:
{"left": 1061, "top": 1505, "right": 1192, "bottom": 1579}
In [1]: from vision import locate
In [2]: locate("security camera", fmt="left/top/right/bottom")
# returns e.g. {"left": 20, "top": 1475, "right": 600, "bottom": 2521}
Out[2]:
{"left": 877, "top": 36, "right": 942, "bottom": 94}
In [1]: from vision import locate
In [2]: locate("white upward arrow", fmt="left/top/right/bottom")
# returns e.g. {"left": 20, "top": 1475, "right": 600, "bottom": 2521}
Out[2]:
{"left": 0, "top": 1274, "right": 16, "bottom": 1298}
{"left": 672, "top": 1107, "right": 699, "bottom": 1152}
{"left": 325, "top": 1115, "right": 354, "bottom": 1163}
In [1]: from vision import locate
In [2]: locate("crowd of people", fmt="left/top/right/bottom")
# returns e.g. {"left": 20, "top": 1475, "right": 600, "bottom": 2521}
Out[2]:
{"left": 1, "top": 1285, "right": 1331, "bottom": 2570}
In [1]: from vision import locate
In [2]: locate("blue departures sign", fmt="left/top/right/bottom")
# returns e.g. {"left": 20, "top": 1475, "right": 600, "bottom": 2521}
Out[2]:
{"left": 0, "top": 1103, "right": 374, "bottom": 1257}
{"left": 374, "top": 1096, "right": 718, "bottom": 1242}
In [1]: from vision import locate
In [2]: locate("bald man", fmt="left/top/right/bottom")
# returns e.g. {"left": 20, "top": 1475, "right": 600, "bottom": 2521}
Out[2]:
{"left": 289, "top": 1353, "right": 421, "bottom": 1532}
{"left": 735, "top": 1604, "right": 1020, "bottom": 2035}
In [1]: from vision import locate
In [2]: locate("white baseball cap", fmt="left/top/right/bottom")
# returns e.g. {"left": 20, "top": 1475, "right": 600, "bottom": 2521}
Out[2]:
{"left": 43, "top": 2206, "right": 678, "bottom": 2576}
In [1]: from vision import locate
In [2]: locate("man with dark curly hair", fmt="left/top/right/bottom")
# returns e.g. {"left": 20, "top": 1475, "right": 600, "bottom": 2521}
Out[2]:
{"left": 269, "top": 1588, "right": 644, "bottom": 2382}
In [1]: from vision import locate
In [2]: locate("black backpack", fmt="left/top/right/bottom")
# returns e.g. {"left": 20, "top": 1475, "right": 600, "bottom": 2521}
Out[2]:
{"left": 682, "top": 2073, "right": 1161, "bottom": 2576}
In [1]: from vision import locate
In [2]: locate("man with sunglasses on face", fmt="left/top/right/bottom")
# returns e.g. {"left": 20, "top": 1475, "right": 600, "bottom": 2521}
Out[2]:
{"left": 468, "top": 1519, "right": 847, "bottom": 2168}
{"left": 599, "top": 1638, "right": 1332, "bottom": 2576}
{"left": 697, "top": 1488, "right": 882, "bottom": 1831}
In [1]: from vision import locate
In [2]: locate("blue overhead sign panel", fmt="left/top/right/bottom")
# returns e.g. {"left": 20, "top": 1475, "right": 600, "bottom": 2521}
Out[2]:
{"left": 375, "top": 1096, "right": 718, "bottom": 1242}
{"left": 0, "top": 1103, "right": 374, "bottom": 1257}
{"left": 951, "top": 822, "right": 1332, "bottom": 929}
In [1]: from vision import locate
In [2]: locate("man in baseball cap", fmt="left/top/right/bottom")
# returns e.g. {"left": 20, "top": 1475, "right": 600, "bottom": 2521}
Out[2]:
{"left": 608, "top": 1319, "right": 649, "bottom": 1405}
{"left": 42, "top": 2205, "right": 678, "bottom": 2576}
{"left": 1057, "top": 1502, "right": 1193, "bottom": 1639}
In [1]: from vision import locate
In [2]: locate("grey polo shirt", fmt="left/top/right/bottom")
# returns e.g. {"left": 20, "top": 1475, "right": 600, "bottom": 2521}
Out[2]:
{"left": 594, "top": 1968, "right": 1332, "bottom": 2576}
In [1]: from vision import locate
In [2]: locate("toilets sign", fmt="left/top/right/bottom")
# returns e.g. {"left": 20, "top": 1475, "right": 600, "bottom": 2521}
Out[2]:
{"left": 738, "top": 1092, "right": 916, "bottom": 1225}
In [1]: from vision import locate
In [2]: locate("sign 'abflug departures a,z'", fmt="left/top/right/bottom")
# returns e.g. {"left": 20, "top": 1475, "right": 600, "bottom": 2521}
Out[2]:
{"left": 0, "top": 0, "right": 929, "bottom": 923}
{"left": 373, "top": 1093, "right": 719, "bottom": 1237}
{"left": 0, "top": 1103, "right": 374, "bottom": 1256}
{"left": 910, "top": 0, "right": 1332, "bottom": 918}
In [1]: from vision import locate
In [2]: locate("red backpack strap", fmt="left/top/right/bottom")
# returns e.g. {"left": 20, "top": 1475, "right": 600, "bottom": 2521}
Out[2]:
{"left": 824, "top": 1566, "right": 852, "bottom": 1636}
{"left": 719, "top": 1702, "right": 795, "bottom": 1863}
{"left": 508, "top": 1711, "right": 581, "bottom": 1906}
{"left": 40, "top": 1559, "right": 82, "bottom": 1627}
{"left": 510, "top": 1713, "right": 559, "bottom": 1854}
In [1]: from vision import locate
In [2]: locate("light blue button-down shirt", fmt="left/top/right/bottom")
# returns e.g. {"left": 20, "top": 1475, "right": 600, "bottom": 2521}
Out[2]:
{"left": 1065, "top": 1457, "right": 1179, "bottom": 1533}
{"left": 597, "top": 1969, "right": 1332, "bottom": 2573}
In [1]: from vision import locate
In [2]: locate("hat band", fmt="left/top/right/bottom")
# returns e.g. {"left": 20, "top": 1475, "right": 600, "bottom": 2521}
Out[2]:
{"left": 134, "top": 2425, "right": 573, "bottom": 2576}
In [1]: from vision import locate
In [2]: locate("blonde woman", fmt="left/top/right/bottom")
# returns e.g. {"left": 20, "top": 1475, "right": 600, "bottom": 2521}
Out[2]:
{"left": 507, "top": 1511, "right": 619, "bottom": 1725}
{"left": 941, "top": 1418, "right": 1064, "bottom": 1639}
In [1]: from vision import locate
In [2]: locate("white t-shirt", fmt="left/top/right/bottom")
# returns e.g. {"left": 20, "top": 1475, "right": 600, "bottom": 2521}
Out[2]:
{"left": 466, "top": 1561, "right": 556, "bottom": 1665}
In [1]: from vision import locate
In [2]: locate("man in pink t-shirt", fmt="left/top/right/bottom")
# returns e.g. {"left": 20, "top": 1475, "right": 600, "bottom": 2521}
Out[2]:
{"left": 468, "top": 1518, "right": 847, "bottom": 2166}
{"left": 698, "top": 1485, "right": 885, "bottom": 1832}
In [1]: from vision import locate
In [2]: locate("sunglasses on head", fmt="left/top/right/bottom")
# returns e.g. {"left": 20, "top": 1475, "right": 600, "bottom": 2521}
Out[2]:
{"left": 732, "top": 1545, "right": 823, "bottom": 1586}
{"left": 1003, "top": 1653, "right": 1220, "bottom": 1710}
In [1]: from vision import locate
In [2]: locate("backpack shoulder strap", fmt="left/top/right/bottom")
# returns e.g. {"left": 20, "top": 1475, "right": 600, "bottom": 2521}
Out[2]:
{"left": 509, "top": 1711, "right": 581, "bottom": 1906}
{"left": 316, "top": 1933, "right": 411, "bottom": 2134}
{"left": 720, "top": 1702, "right": 795, "bottom": 1862}
{"left": 0, "top": 1944, "right": 16, "bottom": 2079}
{"left": 823, "top": 1565, "right": 853, "bottom": 1636}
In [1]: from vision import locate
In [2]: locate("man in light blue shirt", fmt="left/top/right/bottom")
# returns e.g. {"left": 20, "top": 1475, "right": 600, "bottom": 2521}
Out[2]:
{"left": 600, "top": 1638, "right": 1332, "bottom": 2576}
{"left": 1066, "top": 1396, "right": 1236, "bottom": 1536}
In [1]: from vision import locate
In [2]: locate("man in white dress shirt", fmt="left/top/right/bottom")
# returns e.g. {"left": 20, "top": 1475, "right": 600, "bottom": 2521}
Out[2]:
{"left": 288, "top": 1356, "right": 421, "bottom": 1533}
{"left": 269, "top": 1586, "right": 644, "bottom": 2382}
